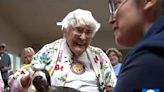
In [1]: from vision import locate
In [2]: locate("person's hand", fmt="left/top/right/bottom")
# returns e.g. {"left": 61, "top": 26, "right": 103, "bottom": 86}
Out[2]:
{"left": 1, "top": 66, "right": 10, "bottom": 72}
{"left": 106, "top": 86, "right": 113, "bottom": 92}
{"left": 21, "top": 75, "right": 31, "bottom": 88}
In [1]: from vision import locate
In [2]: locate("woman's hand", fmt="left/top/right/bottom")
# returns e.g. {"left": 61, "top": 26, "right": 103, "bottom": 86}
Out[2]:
{"left": 106, "top": 85, "right": 113, "bottom": 92}
{"left": 21, "top": 75, "right": 31, "bottom": 88}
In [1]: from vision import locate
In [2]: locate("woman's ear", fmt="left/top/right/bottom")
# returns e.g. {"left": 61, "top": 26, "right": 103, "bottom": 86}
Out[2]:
{"left": 63, "top": 28, "right": 70, "bottom": 39}
{"left": 63, "top": 29, "right": 67, "bottom": 38}
{"left": 143, "top": 0, "right": 157, "bottom": 10}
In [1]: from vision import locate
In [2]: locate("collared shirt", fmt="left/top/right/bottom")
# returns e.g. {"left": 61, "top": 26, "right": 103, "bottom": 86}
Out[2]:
{"left": 0, "top": 53, "right": 11, "bottom": 79}
{"left": 113, "top": 63, "right": 122, "bottom": 76}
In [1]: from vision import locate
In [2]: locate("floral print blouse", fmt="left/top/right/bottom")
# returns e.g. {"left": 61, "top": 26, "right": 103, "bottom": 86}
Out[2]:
{"left": 8, "top": 38, "right": 117, "bottom": 92}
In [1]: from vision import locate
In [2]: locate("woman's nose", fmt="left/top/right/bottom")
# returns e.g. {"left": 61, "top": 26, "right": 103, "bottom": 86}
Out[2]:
{"left": 80, "top": 32, "right": 87, "bottom": 40}
{"left": 27, "top": 57, "right": 32, "bottom": 61}
{"left": 108, "top": 15, "right": 116, "bottom": 24}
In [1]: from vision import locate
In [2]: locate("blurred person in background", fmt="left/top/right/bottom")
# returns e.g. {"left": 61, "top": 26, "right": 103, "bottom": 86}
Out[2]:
{"left": 21, "top": 47, "right": 35, "bottom": 65}
{"left": 9, "top": 9, "right": 117, "bottom": 92}
{"left": 0, "top": 71, "right": 4, "bottom": 92}
{"left": 106, "top": 48, "right": 122, "bottom": 77}
{"left": 108, "top": 0, "right": 164, "bottom": 91}
{"left": 0, "top": 43, "right": 11, "bottom": 88}
{"left": 8, "top": 47, "right": 35, "bottom": 92}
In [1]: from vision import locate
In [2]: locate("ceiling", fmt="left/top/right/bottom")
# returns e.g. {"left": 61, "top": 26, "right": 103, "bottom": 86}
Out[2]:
{"left": 0, "top": 0, "right": 123, "bottom": 50}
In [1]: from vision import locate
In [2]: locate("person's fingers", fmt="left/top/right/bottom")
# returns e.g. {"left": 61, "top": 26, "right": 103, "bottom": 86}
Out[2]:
{"left": 21, "top": 75, "right": 31, "bottom": 88}
{"left": 106, "top": 85, "right": 113, "bottom": 92}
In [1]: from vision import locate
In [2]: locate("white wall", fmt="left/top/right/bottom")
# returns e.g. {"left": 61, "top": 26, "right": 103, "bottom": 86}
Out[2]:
{"left": 0, "top": 17, "right": 30, "bottom": 54}
{"left": 0, "top": 16, "right": 31, "bottom": 72}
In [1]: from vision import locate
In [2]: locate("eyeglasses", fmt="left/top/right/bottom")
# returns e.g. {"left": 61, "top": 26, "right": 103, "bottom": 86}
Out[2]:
{"left": 108, "top": 0, "right": 128, "bottom": 16}
{"left": 73, "top": 26, "right": 93, "bottom": 38}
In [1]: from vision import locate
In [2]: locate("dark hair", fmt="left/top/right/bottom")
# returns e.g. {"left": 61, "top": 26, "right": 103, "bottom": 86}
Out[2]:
{"left": 135, "top": 0, "right": 164, "bottom": 15}
{"left": 158, "top": 0, "right": 164, "bottom": 15}
{"left": 162, "top": 0, "right": 164, "bottom": 15}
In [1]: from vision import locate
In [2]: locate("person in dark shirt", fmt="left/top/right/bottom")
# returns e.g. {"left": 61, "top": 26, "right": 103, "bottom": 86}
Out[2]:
{"left": 0, "top": 43, "right": 11, "bottom": 88}
{"left": 108, "top": 0, "right": 164, "bottom": 92}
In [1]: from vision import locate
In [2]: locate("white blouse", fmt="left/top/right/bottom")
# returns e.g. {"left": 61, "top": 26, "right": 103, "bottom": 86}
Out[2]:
{"left": 65, "top": 52, "right": 99, "bottom": 92}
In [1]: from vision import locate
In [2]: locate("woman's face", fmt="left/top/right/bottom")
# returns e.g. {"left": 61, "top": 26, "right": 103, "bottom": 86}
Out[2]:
{"left": 108, "top": 51, "right": 119, "bottom": 66}
{"left": 0, "top": 46, "right": 5, "bottom": 53}
{"left": 64, "top": 23, "right": 94, "bottom": 57}
{"left": 109, "top": 0, "right": 144, "bottom": 47}
{"left": 23, "top": 51, "right": 34, "bottom": 64}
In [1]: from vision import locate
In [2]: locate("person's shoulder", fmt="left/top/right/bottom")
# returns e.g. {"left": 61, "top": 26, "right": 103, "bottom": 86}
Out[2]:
{"left": 126, "top": 50, "right": 164, "bottom": 66}
{"left": 4, "top": 53, "right": 10, "bottom": 57}
{"left": 22, "top": 64, "right": 32, "bottom": 70}
{"left": 88, "top": 46, "right": 104, "bottom": 53}
{"left": 41, "top": 38, "right": 64, "bottom": 50}
{"left": 46, "top": 38, "right": 64, "bottom": 46}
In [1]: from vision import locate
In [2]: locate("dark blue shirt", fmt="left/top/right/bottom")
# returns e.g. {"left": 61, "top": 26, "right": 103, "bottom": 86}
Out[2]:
{"left": 0, "top": 53, "right": 11, "bottom": 80}
{"left": 113, "top": 16, "right": 164, "bottom": 92}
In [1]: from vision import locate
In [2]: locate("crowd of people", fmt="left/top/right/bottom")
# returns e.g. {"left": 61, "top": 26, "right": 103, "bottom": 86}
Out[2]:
{"left": 0, "top": 0, "right": 163, "bottom": 91}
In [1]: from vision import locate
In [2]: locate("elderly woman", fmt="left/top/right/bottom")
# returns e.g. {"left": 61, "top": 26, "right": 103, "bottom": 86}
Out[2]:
{"left": 9, "top": 9, "right": 116, "bottom": 92}
{"left": 106, "top": 48, "right": 122, "bottom": 77}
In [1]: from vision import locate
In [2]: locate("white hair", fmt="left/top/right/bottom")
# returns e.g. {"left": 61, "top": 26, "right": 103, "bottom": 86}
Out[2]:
{"left": 56, "top": 9, "right": 101, "bottom": 33}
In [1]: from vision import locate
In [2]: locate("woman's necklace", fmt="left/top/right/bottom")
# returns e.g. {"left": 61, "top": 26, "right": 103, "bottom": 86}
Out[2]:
{"left": 71, "top": 58, "right": 85, "bottom": 75}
